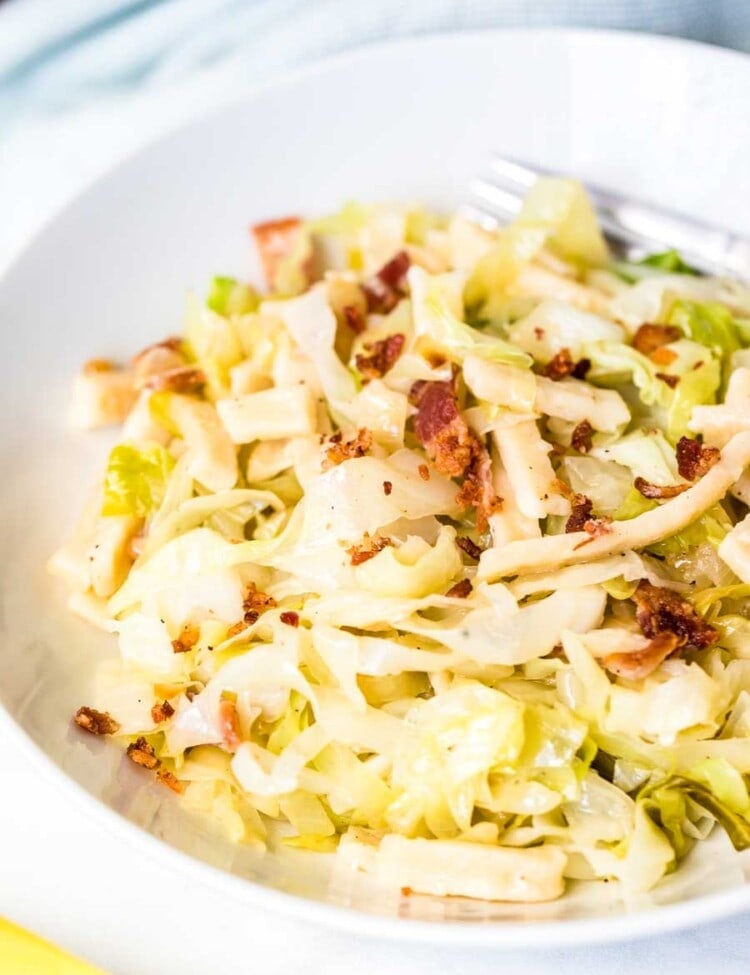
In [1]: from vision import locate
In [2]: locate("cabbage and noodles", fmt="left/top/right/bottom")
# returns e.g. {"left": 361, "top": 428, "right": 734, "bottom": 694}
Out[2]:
{"left": 52, "top": 181, "right": 750, "bottom": 904}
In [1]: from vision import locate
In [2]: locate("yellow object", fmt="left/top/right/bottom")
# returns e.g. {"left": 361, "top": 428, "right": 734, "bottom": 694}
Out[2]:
{"left": 0, "top": 918, "right": 106, "bottom": 975}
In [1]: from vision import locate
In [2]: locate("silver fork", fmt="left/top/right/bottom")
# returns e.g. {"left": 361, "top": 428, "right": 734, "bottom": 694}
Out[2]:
{"left": 466, "top": 155, "right": 750, "bottom": 280}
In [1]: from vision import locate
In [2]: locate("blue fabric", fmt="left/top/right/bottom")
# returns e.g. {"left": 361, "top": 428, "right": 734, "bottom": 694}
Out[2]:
{"left": 3, "top": 0, "right": 750, "bottom": 130}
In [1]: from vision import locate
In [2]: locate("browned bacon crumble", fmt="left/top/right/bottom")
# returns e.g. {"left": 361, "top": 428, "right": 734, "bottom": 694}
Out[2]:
{"left": 418, "top": 463, "right": 430, "bottom": 481}
{"left": 634, "top": 476, "right": 690, "bottom": 500}
{"left": 355, "top": 333, "right": 405, "bottom": 380}
{"left": 565, "top": 495, "right": 594, "bottom": 533}
{"left": 156, "top": 767, "right": 185, "bottom": 794}
{"left": 382, "top": 480, "right": 393, "bottom": 496}
{"left": 455, "top": 449, "right": 503, "bottom": 532}
{"left": 541, "top": 348, "right": 591, "bottom": 381}
{"left": 584, "top": 516, "right": 613, "bottom": 537}
{"left": 571, "top": 419, "right": 594, "bottom": 454}
{"left": 280, "top": 611, "right": 300, "bottom": 627}
{"left": 446, "top": 578, "right": 473, "bottom": 599}
{"left": 655, "top": 372, "right": 679, "bottom": 389}
{"left": 151, "top": 700, "right": 175, "bottom": 724}
{"left": 74, "top": 707, "right": 120, "bottom": 736}
{"left": 323, "top": 428, "right": 373, "bottom": 469}
{"left": 632, "top": 323, "right": 682, "bottom": 357}
{"left": 362, "top": 251, "right": 411, "bottom": 313}
{"left": 676, "top": 436, "right": 721, "bottom": 481}
{"left": 242, "top": 582, "right": 278, "bottom": 624}
{"left": 633, "top": 580, "right": 720, "bottom": 650}
{"left": 456, "top": 536, "right": 483, "bottom": 561}
{"left": 342, "top": 304, "right": 366, "bottom": 334}
{"left": 171, "top": 623, "right": 200, "bottom": 654}
{"left": 347, "top": 533, "right": 393, "bottom": 566}
{"left": 127, "top": 737, "right": 159, "bottom": 770}
{"left": 142, "top": 365, "right": 206, "bottom": 394}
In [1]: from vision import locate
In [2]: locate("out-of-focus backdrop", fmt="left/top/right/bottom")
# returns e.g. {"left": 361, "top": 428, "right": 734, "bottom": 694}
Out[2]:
{"left": 2, "top": 0, "right": 750, "bottom": 271}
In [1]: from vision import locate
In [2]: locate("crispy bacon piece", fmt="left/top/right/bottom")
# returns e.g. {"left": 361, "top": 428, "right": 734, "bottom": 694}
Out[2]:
{"left": 127, "top": 737, "right": 159, "bottom": 770}
{"left": 566, "top": 495, "right": 594, "bottom": 533}
{"left": 540, "top": 348, "right": 590, "bottom": 381}
{"left": 323, "top": 428, "right": 373, "bottom": 469}
{"left": 171, "top": 623, "right": 200, "bottom": 654}
{"left": 242, "top": 582, "right": 277, "bottom": 624}
{"left": 456, "top": 536, "right": 483, "bottom": 561}
{"left": 655, "top": 372, "right": 679, "bottom": 389}
{"left": 571, "top": 420, "right": 594, "bottom": 454}
{"left": 446, "top": 578, "right": 473, "bottom": 599}
{"left": 410, "top": 379, "right": 500, "bottom": 529}
{"left": 634, "top": 476, "right": 690, "bottom": 500}
{"left": 151, "top": 700, "right": 175, "bottom": 724}
{"left": 584, "top": 516, "right": 613, "bottom": 537}
{"left": 632, "top": 324, "right": 682, "bottom": 358}
{"left": 156, "top": 767, "right": 185, "bottom": 794}
{"left": 362, "top": 251, "right": 411, "bottom": 313}
{"left": 633, "top": 580, "right": 720, "bottom": 650}
{"left": 127, "top": 736, "right": 184, "bottom": 793}
{"left": 280, "top": 611, "right": 300, "bottom": 627}
{"left": 74, "top": 707, "right": 120, "bottom": 736}
{"left": 217, "top": 699, "right": 242, "bottom": 751}
{"left": 455, "top": 448, "right": 503, "bottom": 532}
{"left": 676, "top": 437, "right": 721, "bottom": 481}
{"left": 251, "top": 216, "right": 311, "bottom": 290}
{"left": 355, "top": 333, "right": 405, "bottom": 380}
{"left": 347, "top": 533, "right": 393, "bottom": 565}
{"left": 142, "top": 366, "right": 206, "bottom": 394}
{"left": 382, "top": 480, "right": 393, "bottom": 496}
{"left": 410, "top": 380, "right": 477, "bottom": 478}
{"left": 601, "top": 632, "right": 682, "bottom": 681}
{"left": 572, "top": 358, "right": 591, "bottom": 380}
{"left": 418, "top": 463, "right": 430, "bottom": 481}
{"left": 343, "top": 304, "right": 366, "bottom": 334}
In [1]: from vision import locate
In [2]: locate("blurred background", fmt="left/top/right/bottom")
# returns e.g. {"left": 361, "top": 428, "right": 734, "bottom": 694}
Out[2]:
{"left": 2, "top": 0, "right": 750, "bottom": 270}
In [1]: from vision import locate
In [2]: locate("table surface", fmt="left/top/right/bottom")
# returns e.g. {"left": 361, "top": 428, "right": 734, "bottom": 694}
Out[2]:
{"left": 2, "top": 27, "right": 750, "bottom": 975}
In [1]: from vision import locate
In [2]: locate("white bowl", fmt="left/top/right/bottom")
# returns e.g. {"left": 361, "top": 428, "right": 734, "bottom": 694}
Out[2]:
{"left": 2, "top": 28, "right": 750, "bottom": 947}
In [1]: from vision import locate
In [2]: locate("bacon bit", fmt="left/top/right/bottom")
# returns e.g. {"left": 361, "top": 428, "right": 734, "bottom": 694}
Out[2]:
{"left": 572, "top": 358, "right": 591, "bottom": 380}
{"left": 347, "top": 533, "right": 393, "bottom": 566}
{"left": 418, "top": 463, "right": 430, "bottom": 481}
{"left": 410, "top": 380, "right": 476, "bottom": 478}
{"left": 601, "top": 632, "right": 682, "bottom": 681}
{"left": 242, "top": 582, "right": 277, "bottom": 624}
{"left": 83, "top": 358, "right": 117, "bottom": 375}
{"left": 533, "top": 327, "right": 546, "bottom": 341}
{"left": 251, "top": 216, "right": 310, "bottom": 290}
{"left": 632, "top": 324, "right": 682, "bottom": 357}
{"left": 584, "top": 516, "right": 613, "bottom": 537}
{"left": 633, "top": 580, "right": 720, "bottom": 650}
{"left": 446, "top": 578, "right": 473, "bottom": 599}
{"left": 226, "top": 621, "right": 248, "bottom": 638}
{"left": 676, "top": 436, "right": 721, "bottom": 481}
{"left": 142, "top": 366, "right": 206, "bottom": 394}
{"left": 280, "top": 611, "right": 300, "bottom": 627}
{"left": 455, "top": 448, "right": 502, "bottom": 532}
{"left": 571, "top": 419, "right": 594, "bottom": 454}
{"left": 401, "top": 886, "right": 413, "bottom": 897}
{"left": 355, "top": 333, "right": 405, "bottom": 380}
{"left": 542, "top": 348, "right": 576, "bottom": 380}
{"left": 655, "top": 372, "right": 679, "bottom": 388}
{"left": 343, "top": 304, "right": 366, "bottom": 334}
{"left": 409, "top": 379, "right": 500, "bottom": 528}
{"left": 634, "top": 476, "right": 690, "bottom": 500}
{"left": 650, "top": 346, "right": 679, "bottom": 367}
{"left": 156, "top": 767, "right": 185, "bottom": 794}
{"left": 151, "top": 700, "right": 175, "bottom": 724}
{"left": 217, "top": 699, "right": 242, "bottom": 751}
{"left": 323, "top": 428, "right": 373, "bottom": 469}
{"left": 362, "top": 251, "right": 411, "bottom": 313}
{"left": 127, "top": 737, "right": 159, "bottom": 770}
{"left": 382, "top": 480, "right": 393, "bottom": 496}
{"left": 456, "top": 536, "right": 483, "bottom": 561}
{"left": 171, "top": 623, "right": 200, "bottom": 654}
{"left": 566, "top": 495, "right": 593, "bottom": 533}
{"left": 74, "top": 707, "right": 120, "bottom": 736}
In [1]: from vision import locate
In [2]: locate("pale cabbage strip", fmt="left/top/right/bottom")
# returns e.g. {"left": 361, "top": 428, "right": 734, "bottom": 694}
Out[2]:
{"left": 54, "top": 181, "right": 750, "bottom": 905}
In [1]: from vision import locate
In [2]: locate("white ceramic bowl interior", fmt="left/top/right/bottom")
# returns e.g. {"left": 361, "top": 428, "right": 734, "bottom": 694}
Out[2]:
{"left": 2, "top": 29, "right": 750, "bottom": 945}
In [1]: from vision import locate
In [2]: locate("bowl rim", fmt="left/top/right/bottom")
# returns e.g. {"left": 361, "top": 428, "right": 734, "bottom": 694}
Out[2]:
{"left": 3, "top": 25, "right": 750, "bottom": 947}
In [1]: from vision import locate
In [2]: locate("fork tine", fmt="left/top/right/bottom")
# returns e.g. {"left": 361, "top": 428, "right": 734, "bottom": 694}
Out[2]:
{"left": 488, "top": 156, "right": 538, "bottom": 190}
{"left": 467, "top": 177, "right": 522, "bottom": 222}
